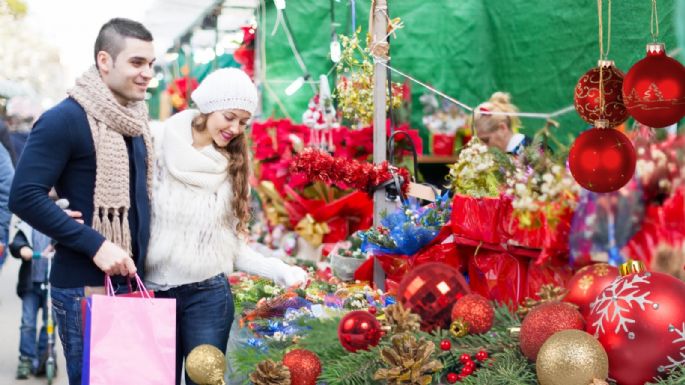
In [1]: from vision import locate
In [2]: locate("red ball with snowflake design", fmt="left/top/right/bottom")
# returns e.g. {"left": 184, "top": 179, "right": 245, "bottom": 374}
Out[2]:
{"left": 586, "top": 262, "right": 685, "bottom": 385}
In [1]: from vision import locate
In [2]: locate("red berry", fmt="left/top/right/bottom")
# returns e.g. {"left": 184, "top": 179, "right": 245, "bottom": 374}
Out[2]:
{"left": 464, "top": 360, "right": 476, "bottom": 370}
{"left": 446, "top": 373, "right": 459, "bottom": 383}
{"left": 457, "top": 374, "right": 466, "bottom": 381}
{"left": 461, "top": 365, "right": 474, "bottom": 376}
{"left": 475, "top": 350, "right": 488, "bottom": 361}
{"left": 440, "top": 339, "right": 452, "bottom": 351}
{"left": 459, "top": 353, "right": 471, "bottom": 364}
{"left": 368, "top": 307, "right": 377, "bottom": 315}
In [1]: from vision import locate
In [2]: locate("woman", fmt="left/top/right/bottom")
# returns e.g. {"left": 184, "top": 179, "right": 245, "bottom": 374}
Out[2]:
{"left": 145, "top": 68, "right": 307, "bottom": 385}
{"left": 473, "top": 92, "right": 531, "bottom": 155}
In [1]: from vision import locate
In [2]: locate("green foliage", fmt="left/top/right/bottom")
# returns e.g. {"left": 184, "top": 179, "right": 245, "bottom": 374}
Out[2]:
{"left": 648, "top": 366, "right": 685, "bottom": 385}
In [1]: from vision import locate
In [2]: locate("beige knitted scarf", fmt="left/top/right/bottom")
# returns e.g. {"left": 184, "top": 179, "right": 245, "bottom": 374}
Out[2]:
{"left": 67, "top": 66, "right": 153, "bottom": 255}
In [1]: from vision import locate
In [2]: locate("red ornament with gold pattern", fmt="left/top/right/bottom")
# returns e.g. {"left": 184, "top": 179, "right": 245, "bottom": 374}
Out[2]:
{"left": 565, "top": 263, "right": 619, "bottom": 319}
{"left": 586, "top": 260, "right": 685, "bottom": 385}
{"left": 622, "top": 43, "right": 685, "bottom": 128}
{"left": 574, "top": 60, "right": 629, "bottom": 127}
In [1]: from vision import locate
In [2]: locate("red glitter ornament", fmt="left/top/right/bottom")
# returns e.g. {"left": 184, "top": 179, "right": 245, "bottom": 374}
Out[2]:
{"left": 450, "top": 294, "right": 495, "bottom": 334}
{"left": 565, "top": 263, "right": 619, "bottom": 319}
{"left": 623, "top": 43, "right": 685, "bottom": 128}
{"left": 568, "top": 126, "right": 636, "bottom": 193}
{"left": 282, "top": 349, "right": 322, "bottom": 385}
{"left": 519, "top": 302, "right": 585, "bottom": 361}
{"left": 337, "top": 310, "right": 382, "bottom": 352}
{"left": 586, "top": 264, "right": 685, "bottom": 385}
{"left": 574, "top": 60, "right": 629, "bottom": 127}
{"left": 398, "top": 262, "right": 470, "bottom": 331}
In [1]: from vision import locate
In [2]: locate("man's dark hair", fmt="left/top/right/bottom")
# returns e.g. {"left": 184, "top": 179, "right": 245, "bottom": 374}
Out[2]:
{"left": 94, "top": 18, "right": 153, "bottom": 68}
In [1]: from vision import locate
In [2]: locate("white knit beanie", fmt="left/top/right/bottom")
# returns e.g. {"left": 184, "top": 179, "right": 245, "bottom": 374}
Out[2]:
{"left": 190, "top": 68, "right": 258, "bottom": 115}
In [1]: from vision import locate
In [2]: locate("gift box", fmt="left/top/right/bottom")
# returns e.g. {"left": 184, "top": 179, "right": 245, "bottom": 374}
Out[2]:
{"left": 499, "top": 195, "right": 573, "bottom": 262}
{"left": 451, "top": 194, "right": 504, "bottom": 244}
{"left": 431, "top": 133, "right": 455, "bottom": 156}
{"left": 466, "top": 247, "right": 528, "bottom": 306}
{"left": 354, "top": 227, "right": 460, "bottom": 294}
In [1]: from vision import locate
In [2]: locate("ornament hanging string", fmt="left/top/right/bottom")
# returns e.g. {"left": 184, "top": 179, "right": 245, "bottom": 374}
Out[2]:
{"left": 596, "top": 0, "right": 612, "bottom": 118}
{"left": 651, "top": 0, "right": 659, "bottom": 43}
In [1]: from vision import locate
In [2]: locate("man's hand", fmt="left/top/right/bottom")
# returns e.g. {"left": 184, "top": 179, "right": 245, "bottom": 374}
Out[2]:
{"left": 19, "top": 246, "right": 33, "bottom": 261}
{"left": 65, "top": 210, "right": 84, "bottom": 224}
{"left": 92, "top": 240, "right": 136, "bottom": 277}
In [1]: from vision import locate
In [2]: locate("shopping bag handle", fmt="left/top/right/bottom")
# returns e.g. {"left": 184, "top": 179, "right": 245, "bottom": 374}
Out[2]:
{"left": 105, "top": 274, "right": 152, "bottom": 299}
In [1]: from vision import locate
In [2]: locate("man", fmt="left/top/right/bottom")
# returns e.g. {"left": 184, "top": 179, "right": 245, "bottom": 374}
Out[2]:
{"left": 9, "top": 18, "right": 155, "bottom": 385}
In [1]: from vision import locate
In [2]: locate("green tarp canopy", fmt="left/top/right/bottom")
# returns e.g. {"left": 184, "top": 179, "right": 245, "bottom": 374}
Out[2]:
{"left": 259, "top": 0, "right": 685, "bottom": 151}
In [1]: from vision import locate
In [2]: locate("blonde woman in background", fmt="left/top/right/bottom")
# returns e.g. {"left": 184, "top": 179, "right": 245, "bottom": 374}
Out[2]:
{"left": 474, "top": 92, "right": 531, "bottom": 155}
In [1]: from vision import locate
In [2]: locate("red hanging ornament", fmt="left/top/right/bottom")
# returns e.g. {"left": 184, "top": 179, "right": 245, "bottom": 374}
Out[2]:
{"left": 519, "top": 302, "right": 585, "bottom": 361}
{"left": 282, "top": 349, "right": 322, "bottom": 385}
{"left": 623, "top": 43, "right": 685, "bottom": 128}
{"left": 337, "top": 310, "right": 382, "bottom": 352}
{"left": 565, "top": 263, "right": 619, "bottom": 319}
{"left": 568, "top": 125, "right": 636, "bottom": 193}
{"left": 586, "top": 261, "right": 685, "bottom": 385}
{"left": 574, "top": 60, "right": 629, "bottom": 127}
{"left": 450, "top": 293, "right": 495, "bottom": 334}
{"left": 398, "top": 262, "right": 471, "bottom": 331}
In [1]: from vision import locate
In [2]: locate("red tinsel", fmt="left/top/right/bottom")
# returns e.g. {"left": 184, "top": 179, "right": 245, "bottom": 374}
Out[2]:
{"left": 291, "top": 148, "right": 411, "bottom": 195}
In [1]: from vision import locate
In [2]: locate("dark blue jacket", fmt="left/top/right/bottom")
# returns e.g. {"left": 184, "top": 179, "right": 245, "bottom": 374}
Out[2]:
{"left": 9, "top": 97, "right": 151, "bottom": 288}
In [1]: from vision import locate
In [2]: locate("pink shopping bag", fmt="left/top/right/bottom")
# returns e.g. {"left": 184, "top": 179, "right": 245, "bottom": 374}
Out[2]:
{"left": 83, "top": 275, "right": 176, "bottom": 385}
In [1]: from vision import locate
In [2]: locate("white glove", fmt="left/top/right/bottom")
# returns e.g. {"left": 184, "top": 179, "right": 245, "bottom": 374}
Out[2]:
{"left": 276, "top": 265, "right": 309, "bottom": 288}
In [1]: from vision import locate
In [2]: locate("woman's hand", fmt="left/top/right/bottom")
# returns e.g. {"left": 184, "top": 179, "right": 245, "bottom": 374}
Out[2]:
{"left": 279, "top": 266, "right": 309, "bottom": 289}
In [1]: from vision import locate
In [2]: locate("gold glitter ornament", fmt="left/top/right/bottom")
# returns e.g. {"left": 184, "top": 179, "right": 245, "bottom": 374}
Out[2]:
{"left": 536, "top": 330, "right": 608, "bottom": 385}
{"left": 186, "top": 344, "right": 226, "bottom": 385}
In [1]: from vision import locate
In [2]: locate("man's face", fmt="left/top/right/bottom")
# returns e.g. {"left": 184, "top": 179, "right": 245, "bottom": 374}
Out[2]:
{"left": 98, "top": 37, "right": 155, "bottom": 105}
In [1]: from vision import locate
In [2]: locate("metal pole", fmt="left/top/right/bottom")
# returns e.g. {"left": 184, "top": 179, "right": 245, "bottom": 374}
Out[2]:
{"left": 372, "top": 0, "right": 391, "bottom": 226}
{"left": 372, "top": 0, "right": 390, "bottom": 290}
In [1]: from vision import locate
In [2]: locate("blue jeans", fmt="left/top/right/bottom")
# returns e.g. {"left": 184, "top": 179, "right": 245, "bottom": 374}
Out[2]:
{"left": 51, "top": 283, "right": 131, "bottom": 385}
{"left": 19, "top": 282, "right": 49, "bottom": 370}
{"left": 154, "top": 274, "right": 234, "bottom": 385}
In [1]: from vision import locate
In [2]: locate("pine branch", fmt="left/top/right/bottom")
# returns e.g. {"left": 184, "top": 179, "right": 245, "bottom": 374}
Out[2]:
{"left": 648, "top": 366, "right": 685, "bottom": 385}
{"left": 459, "top": 348, "right": 537, "bottom": 385}
{"left": 318, "top": 346, "right": 386, "bottom": 385}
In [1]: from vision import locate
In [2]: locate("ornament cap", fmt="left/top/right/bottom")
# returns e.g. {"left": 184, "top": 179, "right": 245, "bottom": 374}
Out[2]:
{"left": 646, "top": 43, "right": 666, "bottom": 56}
{"left": 594, "top": 119, "right": 610, "bottom": 129}
{"left": 619, "top": 259, "right": 647, "bottom": 276}
{"left": 597, "top": 60, "right": 615, "bottom": 68}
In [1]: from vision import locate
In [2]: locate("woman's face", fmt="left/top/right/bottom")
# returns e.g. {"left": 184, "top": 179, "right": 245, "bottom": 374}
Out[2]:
{"left": 205, "top": 109, "right": 251, "bottom": 147}
{"left": 475, "top": 120, "right": 510, "bottom": 152}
